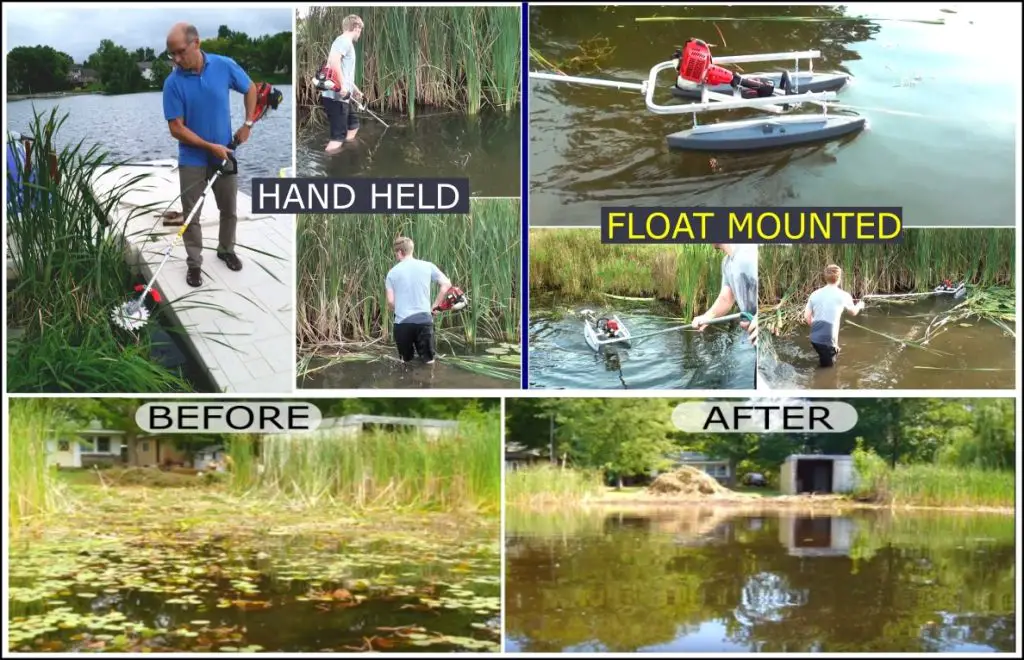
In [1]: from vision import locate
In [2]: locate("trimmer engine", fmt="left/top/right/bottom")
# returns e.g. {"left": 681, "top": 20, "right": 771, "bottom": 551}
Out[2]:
{"left": 597, "top": 318, "right": 621, "bottom": 338}
{"left": 674, "top": 38, "right": 779, "bottom": 98}
{"left": 312, "top": 64, "right": 341, "bottom": 92}
{"left": 435, "top": 287, "right": 469, "bottom": 313}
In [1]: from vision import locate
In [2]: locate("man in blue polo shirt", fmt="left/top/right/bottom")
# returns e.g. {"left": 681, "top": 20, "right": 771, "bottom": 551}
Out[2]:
{"left": 163, "top": 22, "right": 257, "bottom": 288}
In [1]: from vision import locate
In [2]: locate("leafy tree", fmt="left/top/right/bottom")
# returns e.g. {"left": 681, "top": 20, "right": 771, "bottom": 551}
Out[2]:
{"left": 6, "top": 45, "right": 75, "bottom": 94}
{"left": 87, "top": 39, "right": 147, "bottom": 94}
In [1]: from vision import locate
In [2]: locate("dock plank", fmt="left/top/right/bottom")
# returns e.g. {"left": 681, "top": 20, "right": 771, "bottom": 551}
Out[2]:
{"left": 92, "top": 160, "right": 294, "bottom": 394}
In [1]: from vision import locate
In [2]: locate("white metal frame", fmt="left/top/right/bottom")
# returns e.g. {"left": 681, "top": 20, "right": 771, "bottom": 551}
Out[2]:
{"left": 529, "top": 49, "right": 837, "bottom": 118}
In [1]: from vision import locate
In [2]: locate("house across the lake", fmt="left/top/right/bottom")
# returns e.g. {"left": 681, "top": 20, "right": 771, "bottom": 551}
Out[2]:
{"left": 284, "top": 415, "right": 460, "bottom": 441}
{"left": 504, "top": 442, "right": 547, "bottom": 471}
{"left": 779, "top": 454, "right": 857, "bottom": 495}
{"left": 45, "top": 420, "right": 126, "bottom": 468}
{"left": 664, "top": 451, "right": 732, "bottom": 485}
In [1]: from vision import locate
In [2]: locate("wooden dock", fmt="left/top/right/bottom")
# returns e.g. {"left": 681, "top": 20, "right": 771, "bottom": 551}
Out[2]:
{"left": 92, "top": 160, "right": 294, "bottom": 393}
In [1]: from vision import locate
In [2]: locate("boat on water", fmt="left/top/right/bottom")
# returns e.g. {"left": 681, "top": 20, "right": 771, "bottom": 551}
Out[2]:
{"left": 583, "top": 313, "right": 633, "bottom": 352}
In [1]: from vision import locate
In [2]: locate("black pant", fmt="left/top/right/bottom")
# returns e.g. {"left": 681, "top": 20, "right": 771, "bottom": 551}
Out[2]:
{"left": 812, "top": 342, "right": 839, "bottom": 367}
{"left": 394, "top": 322, "right": 435, "bottom": 363}
{"left": 321, "top": 96, "right": 360, "bottom": 141}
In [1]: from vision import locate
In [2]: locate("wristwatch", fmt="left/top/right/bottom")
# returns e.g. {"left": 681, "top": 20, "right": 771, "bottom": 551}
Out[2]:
{"left": 244, "top": 120, "right": 254, "bottom": 128}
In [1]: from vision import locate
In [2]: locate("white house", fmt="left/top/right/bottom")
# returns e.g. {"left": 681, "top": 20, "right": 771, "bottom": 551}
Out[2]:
{"left": 662, "top": 451, "right": 732, "bottom": 484}
{"left": 280, "top": 415, "right": 460, "bottom": 442}
{"left": 46, "top": 420, "right": 126, "bottom": 468}
{"left": 136, "top": 62, "right": 154, "bottom": 81}
{"left": 779, "top": 454, "right": 857, "bottom": 495}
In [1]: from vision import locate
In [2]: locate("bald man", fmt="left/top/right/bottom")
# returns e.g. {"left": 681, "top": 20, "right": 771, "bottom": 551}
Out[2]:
{"left": 162, "top": 22, "right": 257, "bottom": 288}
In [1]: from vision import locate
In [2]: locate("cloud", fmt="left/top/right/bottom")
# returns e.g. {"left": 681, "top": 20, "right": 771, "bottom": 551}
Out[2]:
{"left": 4, "top": 6, "right": 293, "bottom": 62}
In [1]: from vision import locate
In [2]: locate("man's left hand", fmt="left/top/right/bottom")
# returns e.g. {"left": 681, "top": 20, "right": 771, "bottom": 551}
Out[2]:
{"left": 740, "top": 315, "right": 758, "bottom": 346}
{"left": 233, "top": 125, "right": 251, "bottom": 146}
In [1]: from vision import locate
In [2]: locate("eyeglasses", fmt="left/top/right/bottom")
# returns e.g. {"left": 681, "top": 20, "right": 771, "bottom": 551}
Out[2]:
{"left": 167, "top": 41, "right": 194, "bottom": 60}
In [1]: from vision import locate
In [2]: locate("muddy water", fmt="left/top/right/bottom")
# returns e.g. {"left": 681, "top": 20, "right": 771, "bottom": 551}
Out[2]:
{"left": 296, "top": 110, "right": 520, "bottom": 197}
{"left": 299, "top": 348, "right": 520, "bottom": 390}
{"left": 8, "top": 521, "right": 500, "bottom": 653}
{"left": 759, "top": 298, "right": 1016, "bottom": 390}
{"left": 505, "top": 508, "right": 1016, "bottom": 653}
{"left": 529, "top": 303, "right": 755, "bottom": 389}
{"left": 528, "top": 4, "right": 1017, "bottom": 227}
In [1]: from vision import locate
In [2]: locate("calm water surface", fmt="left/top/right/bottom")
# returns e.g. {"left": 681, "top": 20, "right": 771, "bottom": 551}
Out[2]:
{"left": 529, "top": 302, "right": 755, "bottom": 389}
{"left": 296, "top": 110, "right": 520, "bottom": 197}
{"left": 759, "top": 297, "right": 1016, "bottom": 390}
{"left": 505, "top": 508, "right": 1016, "bottom": 653}
{"left": 6, "top": 87, "right": 293, "bottom": 191}
{"left": 528, "top": 3, "right": 1017, "bottom": 226}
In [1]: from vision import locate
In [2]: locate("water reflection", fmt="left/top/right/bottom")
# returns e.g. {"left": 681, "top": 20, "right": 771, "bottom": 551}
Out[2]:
{"left": 505, "top": 509, "right": 1016, "bottom": 653}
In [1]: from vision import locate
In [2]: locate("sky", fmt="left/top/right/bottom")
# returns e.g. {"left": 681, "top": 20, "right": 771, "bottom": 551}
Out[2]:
{"left": 4, "top": 5, "right": 294, "bottom": 63}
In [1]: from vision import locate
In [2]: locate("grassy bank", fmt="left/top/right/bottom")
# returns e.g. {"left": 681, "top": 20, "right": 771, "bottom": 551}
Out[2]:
{"left": 852, "top": 448, "right": 1014, "bottom": 509}
{"left": 6, "top": 109, "right": 193, "bottom": 393}
{"left": 296, "top": 5, "right": 520, "bottom": 126}
{"left": 758, "top": 229, "right": 1016, "bottom": 335}
{"left": 227, "top": 408, "right": 501, "bottom": 514}
{"left": 505, "top": 464, "right": 605, "bottom": 508}
{"left": 296, "top": 198, "right": 520, "bottom": 350}
{"left": 529, "top": 229, "right": 722, "bottom": 319}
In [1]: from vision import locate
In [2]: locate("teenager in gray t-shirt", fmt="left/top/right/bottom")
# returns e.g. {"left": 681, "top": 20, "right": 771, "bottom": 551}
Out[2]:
{"left": 385, "top": 238, "right": 451, "bottom": 364}
{"left": 803, "top": 265, "right": 864, "bottom": 367}
{"left": 692, "top": 244, "right": 759, "bottom": 344}
{"left": 321, "top": 16, "right": 363, "bottom": 153}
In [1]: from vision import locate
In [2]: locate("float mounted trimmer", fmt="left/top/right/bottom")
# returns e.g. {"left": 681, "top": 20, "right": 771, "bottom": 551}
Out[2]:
{"left": 433, "top": 287, "right": 470, "bottom": 315}
{"left": 859, "top": 280, "right": 967, "bottom": 302}
{"left": 109, "top": 83, "right": 284, "bottom": 333}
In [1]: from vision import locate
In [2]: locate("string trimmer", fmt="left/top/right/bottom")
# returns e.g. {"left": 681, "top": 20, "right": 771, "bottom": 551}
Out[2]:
{"left": 312, "top": 66, "right": 390, "bottom": 128}
{"left": 109, "top": 83, "right": 283, "bottom": 332}
{"left": 858, "top": 279, "right": 967, "bottom": 302}
{"left": 433, "top": 287, "right": 470, "bottom": 315}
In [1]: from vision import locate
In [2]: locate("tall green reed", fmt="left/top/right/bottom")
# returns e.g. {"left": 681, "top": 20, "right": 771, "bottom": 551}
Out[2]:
{"left": 296, "top": 198, "right": 520, "bottom": 348}
{"left": 6, "top": 109, "right": 193, "bottom": 393}
{"left": 529, "top": 229, "right": 723, "bottom": 319}
{"left": 505, "top": 464, "right": 606, "bottom": 508}
{"left": 228, "top": 408, "right": 501, "bottom": 513}
{"left": 8, "top": 399, "right": 73, "bottom": 533}
{"left": 296, "top": 6, "right": 521, "bottom": 125}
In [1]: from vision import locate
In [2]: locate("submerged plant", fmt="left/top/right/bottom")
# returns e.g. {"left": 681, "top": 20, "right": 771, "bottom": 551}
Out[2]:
{"left": 6, "top": 109, "right": 193, "bottom": 393}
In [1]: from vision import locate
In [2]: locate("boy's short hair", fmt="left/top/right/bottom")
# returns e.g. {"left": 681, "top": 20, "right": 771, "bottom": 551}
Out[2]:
{"left": 824, "top": 264, "right": 842, "bottom": 284}
{"left": 393, "top": 236, "right": 414, "bottom": 255}
{"left": 342, "top": 15, "right": 364, "bottom": 31}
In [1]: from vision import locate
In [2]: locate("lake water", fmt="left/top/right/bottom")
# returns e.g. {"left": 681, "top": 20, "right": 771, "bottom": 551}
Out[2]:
{"left": 529, "top": 302, "right": 756, "bottom": 389}
{"left": 759, "top": 297, "right": 1016, "bottom": 389}
{"left": 296, "top": 109, "right": 520, "bottom": 197}
{"left": 505, "top": 508, "right": 1016, "bottom": 653}
{"left": 528, "top": 3, "right": 1018, "bottom": 227}
{"left": 6, "top": 87, "right": 294, "bottom": 191}
{"left": 298, "top": 351, "right": 520, "bottom": 390}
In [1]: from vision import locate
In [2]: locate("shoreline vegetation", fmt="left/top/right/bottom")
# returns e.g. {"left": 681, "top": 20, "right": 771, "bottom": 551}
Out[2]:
{"left": 758, "top": 229, "right": 1016, "bottom": 337}
{"left": 530, "top": 229, "right": 723, "bottom": 320}
{"left": 7, "top": 70, "right": 291, "bottom": 102}
{"left": 296, "top": 5, "right": 521, "bottom": 127}
{"left": 6, "top": 110, "right": 197, "bottom": 393}
{"left": 295, "top": 200, "right": 521, "bottom": 380}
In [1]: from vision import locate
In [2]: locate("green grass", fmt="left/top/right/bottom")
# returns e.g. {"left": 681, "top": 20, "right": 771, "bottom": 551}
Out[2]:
{"left": 529, "top": 229, "right": 723, "bottom": 320}
{"left": 6, "top": 108, "right": 195, "bottom": 393}
{"left": 505, "top": 464, "right": 606, "bottom": 508}
{"left": 8, "top": 400, "right": 73, "bottom": 533}
{"left": 296, "top": 198, "right": 521, "bottom": 349}
{"left": 852, "top": 447, "right": 1013, "bottom": 509}
{"left": 758, "top": 229, "right": 1016, "bottom": 335}
{"left": 227, "top": 408, "right": 501, "bottom": 514}
{"left": 296, "top": 5, "right": 521, "bottom": 126}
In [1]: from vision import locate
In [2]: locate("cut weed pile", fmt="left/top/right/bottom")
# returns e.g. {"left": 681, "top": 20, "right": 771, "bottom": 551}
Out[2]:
{"left": 648, "top": 466, "right": 734, "bottom": 498}
{"left": 8, "top": 486, "right": 500, "bottom": 653}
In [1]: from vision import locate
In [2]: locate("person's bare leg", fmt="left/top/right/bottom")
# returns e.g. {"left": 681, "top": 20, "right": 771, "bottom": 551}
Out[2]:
{"left": 345, "top": 128, "right": 359, "bottom": 141}
{"left": 325, "top": 141, "right": 344, "bottom": 153}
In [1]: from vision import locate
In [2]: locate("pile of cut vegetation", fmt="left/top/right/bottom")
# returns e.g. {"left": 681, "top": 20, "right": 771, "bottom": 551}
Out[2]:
{"left": 648, "top": 466, "right": 734, "bottom": 498}
{"left": 88, "top": 467, "right": 212, "bottom": 488}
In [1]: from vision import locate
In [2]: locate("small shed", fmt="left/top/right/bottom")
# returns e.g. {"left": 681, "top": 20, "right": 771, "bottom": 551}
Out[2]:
{"left": 780, "top": 454, "right": 857, "bottom": 495}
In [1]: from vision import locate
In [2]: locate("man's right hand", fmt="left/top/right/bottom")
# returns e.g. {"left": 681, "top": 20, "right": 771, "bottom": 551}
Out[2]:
{"left": 208, "top": 143, "right": 234, "bottom": 164}
{"left": 691, "top": 314, "right": 713, "bottom": 332}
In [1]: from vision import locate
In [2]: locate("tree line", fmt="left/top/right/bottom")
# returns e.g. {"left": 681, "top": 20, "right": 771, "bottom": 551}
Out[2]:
{"left": 506, "top": 398, "right": 1015, "bottom": 484}
{"left": 6, "top": 25, "right": 291, "bottom": 96}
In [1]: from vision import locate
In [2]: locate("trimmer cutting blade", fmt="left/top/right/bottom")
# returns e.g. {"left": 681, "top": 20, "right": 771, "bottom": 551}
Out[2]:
{"left": 110, "top": 299, "right": 150, "bottom": 332}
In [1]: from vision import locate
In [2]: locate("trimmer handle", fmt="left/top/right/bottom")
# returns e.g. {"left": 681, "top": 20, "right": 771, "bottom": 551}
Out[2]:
{"left": 216, "top": 138, "right": 240, "bottom": 176}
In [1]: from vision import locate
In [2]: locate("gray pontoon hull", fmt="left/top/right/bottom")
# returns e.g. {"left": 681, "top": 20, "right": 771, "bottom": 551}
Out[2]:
{"left": 670, "top": 72, "right": 850, "bottom": 100}
{"left": 666, "top": 114, "right": 866, "bottom": 152}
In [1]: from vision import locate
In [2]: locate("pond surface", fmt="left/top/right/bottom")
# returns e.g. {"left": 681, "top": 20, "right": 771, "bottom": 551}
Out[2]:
{"left": 505, "top": 508, "right": 1016, "bottom": 653}
{"left": 298, "top": 346, "right": 520, "bottom": 390}
{"left": 8, "top": 490, "right": 500, "bottom": 653}
{"left": 296, "top": 109, "right": 520, "bottom": 197}
{"left": 6, "top": 87, "right": 293, "bottom": 191}
{"left": 759, "top": 297, "right": 1016, "bottom": 390}
{"left": 529, "top": 303, "right": 755, "bottom": 389}
{"left": 528, "top": 3, "right": 1016, "bottom": 227}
